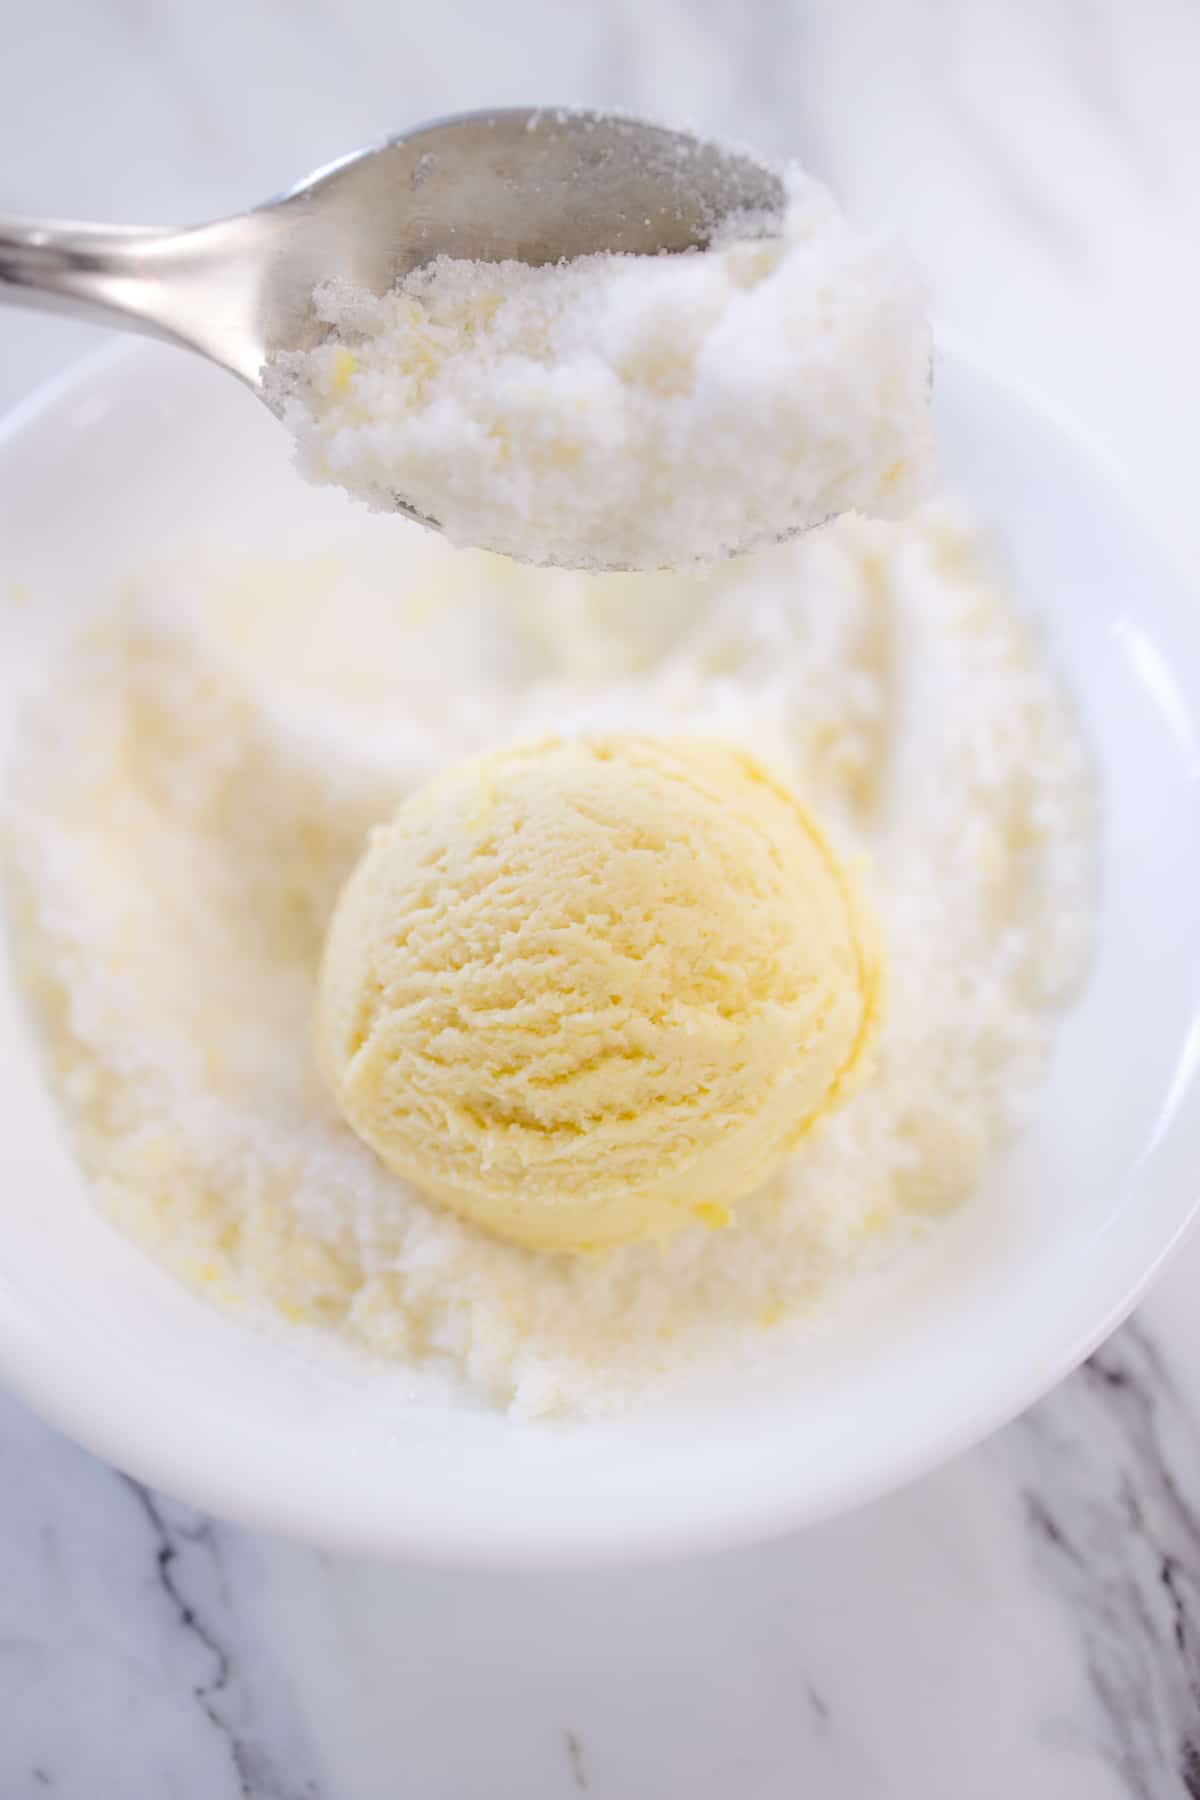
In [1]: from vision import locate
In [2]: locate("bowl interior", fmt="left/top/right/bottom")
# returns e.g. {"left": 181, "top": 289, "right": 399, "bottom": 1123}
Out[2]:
{"left": 2, "top": 340, "right": 1199, "bottom": 1565}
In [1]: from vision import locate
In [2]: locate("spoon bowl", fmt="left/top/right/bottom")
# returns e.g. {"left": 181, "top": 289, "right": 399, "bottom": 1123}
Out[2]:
{"left": 0, "top": 108, "right": 782, "bottom": 535}
{"left": 0, "top": 108, "right": 783, "bottom": 389}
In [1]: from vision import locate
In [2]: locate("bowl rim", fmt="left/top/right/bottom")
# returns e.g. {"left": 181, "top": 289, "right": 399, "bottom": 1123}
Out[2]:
{"left": 2, "top": 335, "right": 1200, "bottom": 1568}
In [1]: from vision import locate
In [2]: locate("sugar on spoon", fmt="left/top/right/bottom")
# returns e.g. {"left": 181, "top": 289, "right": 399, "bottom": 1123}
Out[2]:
{"left": 0, "top": 107, "right": 783, "bottom": 532}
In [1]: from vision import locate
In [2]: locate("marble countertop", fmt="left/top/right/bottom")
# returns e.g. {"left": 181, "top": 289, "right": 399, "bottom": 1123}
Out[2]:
{"left": 4, "top": 2, "right": 1200, "bottom": 1794}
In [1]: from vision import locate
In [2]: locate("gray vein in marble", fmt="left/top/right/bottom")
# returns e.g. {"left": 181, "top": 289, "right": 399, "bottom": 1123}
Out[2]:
{"left": 925, "top": 0, "right": 1087, "bottom": 261}
{"left": 98, "top": 0, "right": 242, "bottom": 192}
{"left": 1013, "top": 1322, "right": 1200, "bottom": 1800}
{"left": 1063, "top": 0, "right": 1156, "bottom": 177}
{"left": 121, "top": 1480, "right": 319, "bottom": 1800}
{"left": 673, "top": 0, "right": 829, "bottom": 169}
{"left": 570, "top": 0, "right": 639, "bottom": 113}
{"left": 563, "top": 1726, "right": 589, "bottom": 1791}
{"left": 807, "top": 1681, "right": 832, "bottom": 1725}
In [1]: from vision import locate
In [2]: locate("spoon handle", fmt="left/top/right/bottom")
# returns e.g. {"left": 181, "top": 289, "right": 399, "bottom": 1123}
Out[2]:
{"left": 0, "top": 215, "right": 270, "bottom": 385}
{"left": 0, "top": 217, "right": 183, "bottom": 334}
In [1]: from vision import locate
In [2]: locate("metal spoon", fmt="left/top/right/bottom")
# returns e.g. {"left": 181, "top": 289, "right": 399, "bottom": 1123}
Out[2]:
{"left": 0, "top": 107, "right": 782, "bottom": 528}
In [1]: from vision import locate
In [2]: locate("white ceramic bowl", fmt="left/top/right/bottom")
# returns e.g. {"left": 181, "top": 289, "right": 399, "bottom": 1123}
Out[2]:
{"left": 2, "top": 339, "right": 1199, "bottom": 1567}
